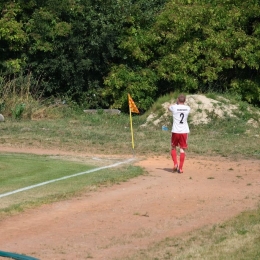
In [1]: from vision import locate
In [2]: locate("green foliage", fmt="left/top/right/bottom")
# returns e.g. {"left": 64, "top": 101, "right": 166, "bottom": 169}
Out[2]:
{"left": 1, "top": 0, "right": 260, "bottom": 110}
{"left": 105, "top": 0, "right": 260, "bottom": 109}
{"left": 12, "top": 103, "right": 25, "bottom": 119}
{"left": 0, "top": 2, "right": 28, "bottom": 73}
{"left": 26, "top": 7, "right": 71, "bottom": 52}
{"left": 104, "top": 64, "right": 158, "bottom": 111}
{"left": 0, "top": 0, "right": 168, "bottom": 109}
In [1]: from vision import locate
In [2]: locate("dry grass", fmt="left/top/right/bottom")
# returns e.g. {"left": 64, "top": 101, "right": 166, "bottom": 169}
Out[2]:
{"left": 122, "top": 207, "right": 260, "bottom": 260}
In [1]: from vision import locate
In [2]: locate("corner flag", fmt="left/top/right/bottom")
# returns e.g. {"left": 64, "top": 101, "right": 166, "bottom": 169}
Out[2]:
{"left": 128, "top": 94, "right": 140, "bottom": 114}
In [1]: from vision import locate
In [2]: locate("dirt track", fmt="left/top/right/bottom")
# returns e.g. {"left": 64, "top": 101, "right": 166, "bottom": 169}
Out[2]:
{"left": 0, "top": 148, "right": 260, "bottom": 260}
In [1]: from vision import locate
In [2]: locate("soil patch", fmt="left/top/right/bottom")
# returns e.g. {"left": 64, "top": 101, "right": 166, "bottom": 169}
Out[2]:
{"left": 0, "top": 148, "right": 260, "bottom": 260}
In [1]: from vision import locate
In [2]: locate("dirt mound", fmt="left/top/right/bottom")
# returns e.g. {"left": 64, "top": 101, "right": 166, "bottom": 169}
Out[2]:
{"left": 141, "top": 94, "right": 259, "bottom": 128}
{"left": 186, "top": 94, "right": 237, "bottom": 124}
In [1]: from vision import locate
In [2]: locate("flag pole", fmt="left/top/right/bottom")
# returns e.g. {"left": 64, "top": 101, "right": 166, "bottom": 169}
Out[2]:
{"left": 129, "top": 105, "right": 135, "bottom": 156}
{"left": 128, "top": 93, "right": 139, "bottom": 157}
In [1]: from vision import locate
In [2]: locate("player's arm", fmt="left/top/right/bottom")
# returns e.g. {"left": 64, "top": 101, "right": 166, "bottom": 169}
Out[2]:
{"left": 168, "top": 99, "right": 179, "bottom": 112}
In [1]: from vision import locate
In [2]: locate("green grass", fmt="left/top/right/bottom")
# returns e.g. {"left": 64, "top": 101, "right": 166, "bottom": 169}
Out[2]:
{"left": 0, "top": 153, "right": 144, "bottom": 219}
{"left": 0, "top": 153, "right": 94, "bottom": 193}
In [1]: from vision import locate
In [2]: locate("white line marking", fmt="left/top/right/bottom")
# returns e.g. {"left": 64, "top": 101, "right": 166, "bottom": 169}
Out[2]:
{"left": 0, "top": 158, "right": 136, "bottom": 199}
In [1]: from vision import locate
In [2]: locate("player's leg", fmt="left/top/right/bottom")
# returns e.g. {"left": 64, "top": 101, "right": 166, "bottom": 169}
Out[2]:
{"left": 178, "top": 134, "right": 188, "bottom": 173}
{"left": 171, "top": 146, "right": 178, "bottom": 171}
{"left": 171, "top": 133, "right": 178, "bottom": 172}
{"left": 178, "top": 148, "right": 185, "bottom": 173}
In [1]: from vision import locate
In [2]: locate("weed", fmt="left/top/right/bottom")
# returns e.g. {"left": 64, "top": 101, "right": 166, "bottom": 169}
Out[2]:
{"left": 237, "top": 229, "right": 248, "bottom": 235}
{"left": 12, "top": 103, "right": 26, "bottom": 119}
{"left": 205, "top": 93, "right": 218, "bottom": 100}
{"left": 86, "top": 253, "right": 93, "bottom": 259}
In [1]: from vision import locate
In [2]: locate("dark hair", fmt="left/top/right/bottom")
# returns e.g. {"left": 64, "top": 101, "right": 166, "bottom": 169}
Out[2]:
{"left": 178, "top": 94, "right": 186, "bottom": 103}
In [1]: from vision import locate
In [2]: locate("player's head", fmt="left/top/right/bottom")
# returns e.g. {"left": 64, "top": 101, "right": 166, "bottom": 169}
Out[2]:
{"left": 178, "top": 94, "right": 186, "bottom": 103}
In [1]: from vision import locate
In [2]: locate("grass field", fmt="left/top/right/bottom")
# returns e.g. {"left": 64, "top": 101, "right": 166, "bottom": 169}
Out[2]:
{"left": 0, "top": 153, "right": 143, "bottom": 220}
{"left": 0, "top": 92, "right": 259, "bottom": 259}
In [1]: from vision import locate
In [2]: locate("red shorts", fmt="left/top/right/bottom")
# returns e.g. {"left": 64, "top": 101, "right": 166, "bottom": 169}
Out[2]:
{"left": 171, "top": 133, "right": 188, "bottom": 149}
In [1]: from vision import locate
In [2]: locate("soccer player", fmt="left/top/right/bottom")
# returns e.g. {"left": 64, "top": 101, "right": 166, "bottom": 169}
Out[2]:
{"left": 168, "top": 94, "right": 190, "bottom": 173}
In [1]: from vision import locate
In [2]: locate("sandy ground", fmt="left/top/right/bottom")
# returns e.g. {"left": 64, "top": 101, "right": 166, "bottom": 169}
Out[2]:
{"left": 0, "top": 147, "right": 260, "bottom": 260}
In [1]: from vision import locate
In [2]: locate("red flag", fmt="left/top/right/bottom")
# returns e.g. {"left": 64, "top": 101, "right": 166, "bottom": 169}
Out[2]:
{"left": 128, "top": 94, "right": 140, "bottom": 114}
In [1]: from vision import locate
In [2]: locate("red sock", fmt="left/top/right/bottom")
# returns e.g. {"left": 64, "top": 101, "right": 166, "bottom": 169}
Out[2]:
{"left": 179, "top": 152, "right": 185, "bottom": 170}
{"left": 171, "top": 149, "right": 178, "bottom": 166}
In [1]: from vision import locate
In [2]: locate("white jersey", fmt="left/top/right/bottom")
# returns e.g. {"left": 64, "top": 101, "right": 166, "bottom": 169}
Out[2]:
{"left": 169, "top": 104, "right": 190, "bottom": 133}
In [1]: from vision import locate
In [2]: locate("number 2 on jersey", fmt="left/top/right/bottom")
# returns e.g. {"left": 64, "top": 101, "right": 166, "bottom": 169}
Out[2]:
{"left": 180, "top": 113, "right": 184, "bottom": 124}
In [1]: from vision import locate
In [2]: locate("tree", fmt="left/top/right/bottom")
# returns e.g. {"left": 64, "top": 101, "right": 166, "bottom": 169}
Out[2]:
{"left": 0, "top": 2, "right": 28, "bottom": 73}
{"left": 1, "top": 0, "right": 168, "bottom": 108}
{"left": 104, "top": 0, "right": 260, "bottom": 109}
